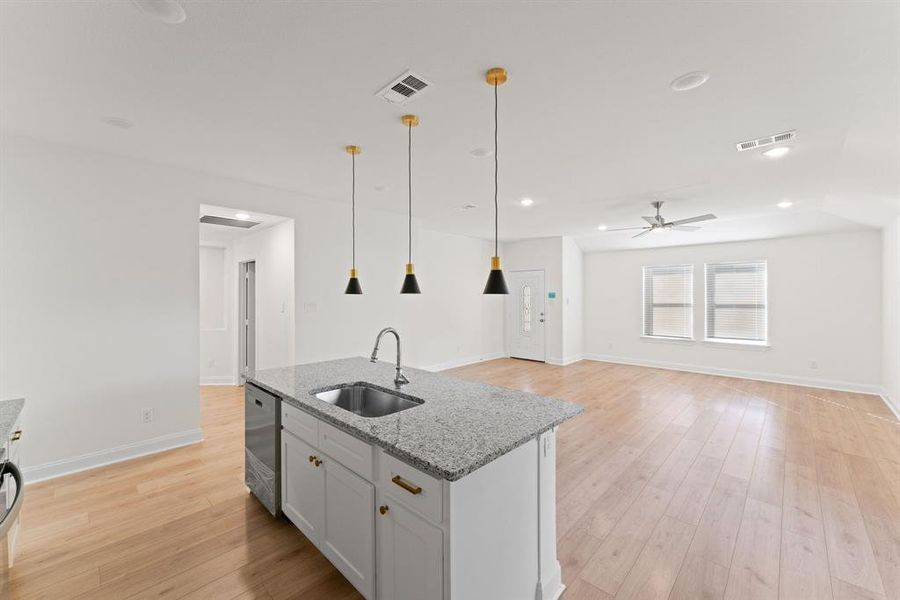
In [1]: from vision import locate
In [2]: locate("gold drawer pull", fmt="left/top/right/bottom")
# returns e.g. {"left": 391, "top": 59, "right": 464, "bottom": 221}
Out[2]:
{"left": 379, "top": 505, "right": 389, "bottom": 515}
{"left": 391, "top": 475, "right": 422, "bottom": 495}
{"left": 10, "top": 430, "right": 21, "bottom": 442}
{"left": 308, "top": 455, "right": 316, "bottom": 463}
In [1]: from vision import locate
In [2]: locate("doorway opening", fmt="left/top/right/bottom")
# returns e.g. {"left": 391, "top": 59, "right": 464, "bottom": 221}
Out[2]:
{"left": 198, "top": 204, "right": 295, "bottom": 386}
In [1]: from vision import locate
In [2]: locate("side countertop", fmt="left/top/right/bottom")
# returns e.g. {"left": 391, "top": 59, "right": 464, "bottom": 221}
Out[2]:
{"left": 0, "top": 398, "right": 25, "bottom": 462}
{"left": 247, "top": 357, "right": 583, "bottom": 481}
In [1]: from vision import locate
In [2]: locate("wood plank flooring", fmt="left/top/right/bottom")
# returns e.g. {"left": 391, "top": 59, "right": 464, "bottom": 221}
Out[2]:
{"left": 13, "top": 359, "right": 900, "bottom": 600}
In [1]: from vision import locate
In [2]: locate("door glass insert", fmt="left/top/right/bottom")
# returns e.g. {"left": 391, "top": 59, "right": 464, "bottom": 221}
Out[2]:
{"left": 522, "top": 284, "right": 532, "bottom": 333}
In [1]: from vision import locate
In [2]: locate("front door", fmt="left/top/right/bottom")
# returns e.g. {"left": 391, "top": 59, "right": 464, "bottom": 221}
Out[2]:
{"left": 507, "top": 270, "right": 546, "bottom": 361}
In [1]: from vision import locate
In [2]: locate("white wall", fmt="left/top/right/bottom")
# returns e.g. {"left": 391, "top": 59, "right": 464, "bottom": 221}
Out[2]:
{"left": 1, "top": 135, "right": 504, "bottom": 478}
{"left": 233, "top": 220, "right": 295, "bottom": 372}
{"left": 883, "top": 216, "right": 900, "bottom": 413}
{"left": 561, "top": 236, "right": 584, "bottom": 364}
{"left": 0, "top": 136, "right": 203, "bottom": 477}
{"left": 199, "top": 245, "right": 234, "bottom": 384}
{"left": 584, "top": 231, "right": 883, "bottom": 391}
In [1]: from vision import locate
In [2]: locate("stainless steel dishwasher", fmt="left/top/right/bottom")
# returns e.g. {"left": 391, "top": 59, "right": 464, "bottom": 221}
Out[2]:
{"left": 245, "top": 383, "right": 280, "bottom": 516}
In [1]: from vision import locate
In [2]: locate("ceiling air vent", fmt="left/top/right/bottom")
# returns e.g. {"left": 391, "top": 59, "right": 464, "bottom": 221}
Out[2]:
{"left": 735, "top": 129, "right": 796, "bottom": 152}
{"left": 199, "top": 215, "right": 260, "bottom": 228}
{"left": 376, "top": 70, "right": 433, "bottom": 105}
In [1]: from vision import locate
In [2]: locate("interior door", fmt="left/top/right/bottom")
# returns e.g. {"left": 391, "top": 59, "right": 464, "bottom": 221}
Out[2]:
{"left": 507, "top": 270, "right": 546, "bottom": 361}
{"left": 238, "top": 261, "right": 256, "bottom": 380}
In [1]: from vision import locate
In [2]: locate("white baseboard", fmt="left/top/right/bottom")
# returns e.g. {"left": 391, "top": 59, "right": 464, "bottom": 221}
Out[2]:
{"left": 200, "top": 375, "right": 238, "bottom": 386}
{"left": 547, "top": 355, "right": 583, "bottom": 367}
{"left": 23, "top": 428, "right": 204, "bottom": 484}
{"left": 420, "top": 352, "right": 507, "bottom": 373}
{"left": 878, "top": 388, "right": 900, "bottom": 420}
{"left": 582, "top": 353, "right": 885, "bottom": 397}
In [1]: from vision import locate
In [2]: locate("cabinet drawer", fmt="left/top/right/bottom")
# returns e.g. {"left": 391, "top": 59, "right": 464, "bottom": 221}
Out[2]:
{"left": 379, "top": 451, "right": 442, "bottom": 523}
{"left": 318, "top": 421, "right": 373, "bottom": 481}
{"left": 282, "top": 402, "right": 318, "bottom": 447}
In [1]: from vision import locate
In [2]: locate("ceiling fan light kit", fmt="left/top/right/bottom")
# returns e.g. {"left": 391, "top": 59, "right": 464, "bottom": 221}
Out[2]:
{"left": 604, "top": 201, "right": 717, "bottom": 238}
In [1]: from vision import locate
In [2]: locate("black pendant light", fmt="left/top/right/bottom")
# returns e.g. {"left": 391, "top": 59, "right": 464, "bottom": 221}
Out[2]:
{"left": 400, "top": 114, "right": 421, "bottom": 294}
{"left": 483, "top": 67, "right": 510, "bottom": 294}
{"left": 344, "top": 145, "right": 363, "bottom": 294}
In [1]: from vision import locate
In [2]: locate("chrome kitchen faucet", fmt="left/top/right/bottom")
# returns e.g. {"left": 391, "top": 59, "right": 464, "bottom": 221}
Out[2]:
{"left": 370, "top": 327, "right": 410, "bottom": 386}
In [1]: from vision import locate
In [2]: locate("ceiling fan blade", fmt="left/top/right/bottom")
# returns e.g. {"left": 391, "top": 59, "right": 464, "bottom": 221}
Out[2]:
{"left": 605, "top": 226, "right": 650, "bottom": 232}
{"left": 671, "top": 225, "right": 700, "bottom": 232}
{"left": 642, "top": 216, "right": 658, "bottom": 226}
{"left": 669, "top": 213, "right": 716, "bottom": 226}
{"left": 632, "top": 229, "right": 653, "bottom": 238}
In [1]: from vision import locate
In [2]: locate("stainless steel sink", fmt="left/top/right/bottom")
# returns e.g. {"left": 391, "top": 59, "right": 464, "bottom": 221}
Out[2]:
{"left": 313, "top": 383, "right": 423, "bottom": 418}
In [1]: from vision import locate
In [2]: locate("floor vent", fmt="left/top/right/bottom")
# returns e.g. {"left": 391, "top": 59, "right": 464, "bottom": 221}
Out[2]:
{"left": 200, "top": 215, "right": 260, "bottom": 228}
{"left": 735, "top": 129, "right": 796, "bottom": 152}
{"left": 376, "top": 70, "right": 433, "bottom": 105}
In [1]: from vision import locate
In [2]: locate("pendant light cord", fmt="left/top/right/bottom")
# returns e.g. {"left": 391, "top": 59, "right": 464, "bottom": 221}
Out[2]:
{"left": 351, "top": 153, "right": 356, "bottom": 270}
{"left": 408, "top": 122, "right": 412, "bottom": 264}
{"left": 493, "top": 81, "right": 499, "bottom": 257}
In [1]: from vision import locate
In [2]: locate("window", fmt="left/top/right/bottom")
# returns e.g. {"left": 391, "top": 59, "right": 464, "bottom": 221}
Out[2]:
{"left": 642, "top": 265, "right": 693, "bottom": 339}
{"left": 705, "top": 261, "right": 767, "bottom": 344}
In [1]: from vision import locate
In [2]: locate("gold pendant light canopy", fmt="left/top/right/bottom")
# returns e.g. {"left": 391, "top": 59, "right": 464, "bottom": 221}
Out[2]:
{"left": 344, "top": 144, "right": 363, "bottom": 295}
{"left": 400, "top": 114, "right": 421, "bottom": 294}
{"left": 483, "top": 67, "right": 510, "bottom": 294}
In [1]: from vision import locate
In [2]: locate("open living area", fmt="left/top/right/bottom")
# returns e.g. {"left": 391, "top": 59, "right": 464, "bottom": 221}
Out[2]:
{"left": 1, "top": 2, "right": 898, "bottom": 600}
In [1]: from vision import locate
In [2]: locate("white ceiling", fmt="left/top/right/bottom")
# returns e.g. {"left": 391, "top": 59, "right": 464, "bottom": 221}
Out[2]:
{"left": 2, "top": 1, "right": 898, "bottom": 251}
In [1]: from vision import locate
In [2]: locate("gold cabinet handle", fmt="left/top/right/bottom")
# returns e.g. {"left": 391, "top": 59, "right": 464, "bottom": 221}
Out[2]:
{"left": 391, "top": 475, "right": 422, "bottom": 495}
{"left": 314, "top": 458, "right": 322, "bottom": 467}
{"left": 308, "top": 455, "right": 316, "bottom": 463}
{"left": 10, "top": 430, "right": 22, "bottom": 442}
{"left": 379, "top": 505, "right": 389, "bottom": 515}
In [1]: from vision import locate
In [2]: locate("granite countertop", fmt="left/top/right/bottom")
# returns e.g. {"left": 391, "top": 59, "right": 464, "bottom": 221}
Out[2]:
{"left": 0, "top": 398, "right": 25, "bottom": 462}
{"left": 247, "top": 357, "right": 583, "bottom": 481}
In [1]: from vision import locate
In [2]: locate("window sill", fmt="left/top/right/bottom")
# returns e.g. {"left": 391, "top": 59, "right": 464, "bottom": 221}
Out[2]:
{"left": 703, "top": 338, "right": 770, "bottom": 349}
{"left": 641, "top": 335, "right": 694, "bottom": 344}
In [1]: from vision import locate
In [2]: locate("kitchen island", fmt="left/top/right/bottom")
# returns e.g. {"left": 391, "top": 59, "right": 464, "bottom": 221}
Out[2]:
{"left": 246, "top": 357, "right": 583, "bottom": 600}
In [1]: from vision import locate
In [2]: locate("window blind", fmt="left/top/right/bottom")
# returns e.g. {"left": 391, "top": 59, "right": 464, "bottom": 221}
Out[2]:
{"left": 642, "top": 265, "right": 693, "bottom": 339}
{"left": 705, "top": 261, "right": 767, "bottom": 343}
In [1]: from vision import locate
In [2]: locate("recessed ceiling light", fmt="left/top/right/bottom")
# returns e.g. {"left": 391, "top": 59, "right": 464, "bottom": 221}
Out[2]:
{"left": 670, "top": 71, "right": 710, "bottom": 92}
{"left": 520, "top": 198, "right": 534, "bottom": 207}
{"left": 373, "top": 185, "right": 389, "bottom": 192}
{"left": 462, "top": 203, "right": 478, "bottom": 210}
{"left": 131, "top": 0, "right": 186, "bottom": 24}
{"left": 470, "top": 148, "right": 494, "bottom": 158}
{"left": 777, "top": 201, "right": 793, "bottom": 209}
{"left": 597, "top": 225, "right": 608, "bottom": 231}
{"left": 762, "top": 146, "right": 790, "bottom": 159}
{"left": 235, "top": 213, "right": 250, "bottom": 220}
{"left": 103, "top": 116, "right": 134, "bottom": 129}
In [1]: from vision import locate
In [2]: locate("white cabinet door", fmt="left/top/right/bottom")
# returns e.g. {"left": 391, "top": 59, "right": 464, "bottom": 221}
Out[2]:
{"left": 281, "top": 430, "right": 324, "bottom": 545}
{"left": 377, "top": 498, "right": 443, "bottom": 600}
{"left": 321, "top": 458, "right": 375, "bottom": 599}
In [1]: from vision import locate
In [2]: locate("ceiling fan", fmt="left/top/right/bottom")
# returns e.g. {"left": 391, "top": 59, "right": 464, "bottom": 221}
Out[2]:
{"left": 606, "top": 201, "right": 716, "bottom": 238}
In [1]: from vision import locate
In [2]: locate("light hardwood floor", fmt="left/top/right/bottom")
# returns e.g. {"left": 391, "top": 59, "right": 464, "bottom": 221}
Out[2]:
{"left": 13, "top": 359, "right": 900, "bottom": 600}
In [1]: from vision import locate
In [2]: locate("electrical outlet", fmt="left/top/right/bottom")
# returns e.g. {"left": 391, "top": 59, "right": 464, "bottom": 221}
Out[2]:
{"left": 141, "top": 408, "right": 153, "bottom": 424}
{"left": 809, "top": 360, "right": 818, "bottom": 370}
